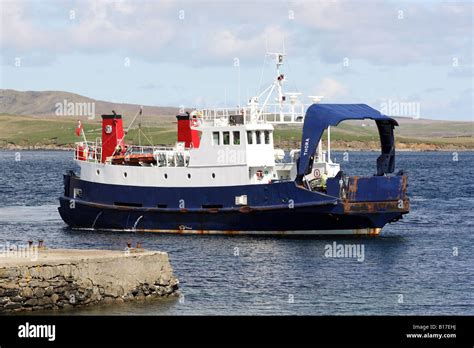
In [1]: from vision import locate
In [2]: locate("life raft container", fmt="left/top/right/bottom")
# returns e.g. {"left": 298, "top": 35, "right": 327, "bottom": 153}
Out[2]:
{"left": 111, "top": 153, "right": 156, "bottom": 166}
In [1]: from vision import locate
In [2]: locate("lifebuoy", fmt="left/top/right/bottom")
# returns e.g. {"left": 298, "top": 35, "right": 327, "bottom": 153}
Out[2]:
{"left": 313, "top": 169, "right": 321, "bottom": 178}
{"left": 81, "top": 147, "right": 89, "bottom": 161}
{"left": 76, "top": 144, "right": 88, "bottom": 161}
{"left": 191, "top": 118, "right": 201, "bottom": 127}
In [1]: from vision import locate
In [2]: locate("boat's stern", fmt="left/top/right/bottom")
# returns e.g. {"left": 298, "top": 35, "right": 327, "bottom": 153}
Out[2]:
{"left": 327, "top": 173, "right": 410, "bottom": 227}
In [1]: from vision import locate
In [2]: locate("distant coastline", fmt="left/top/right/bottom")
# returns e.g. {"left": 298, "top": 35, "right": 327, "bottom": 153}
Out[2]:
{"left": 1, "top": 89, "right": 473, "bottom": 153}
{"left": 1, "top": 142, "right": 472, "bottom": 152}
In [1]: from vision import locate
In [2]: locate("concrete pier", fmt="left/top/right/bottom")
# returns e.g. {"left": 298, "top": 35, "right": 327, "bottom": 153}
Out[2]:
{"left": 0, "top": 248, "right": 179, "bottom": 313}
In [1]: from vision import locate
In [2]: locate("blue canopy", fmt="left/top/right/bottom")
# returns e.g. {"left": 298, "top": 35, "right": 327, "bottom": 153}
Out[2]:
{"left": 297, "top": 104, "right": 398, "bottom": 178}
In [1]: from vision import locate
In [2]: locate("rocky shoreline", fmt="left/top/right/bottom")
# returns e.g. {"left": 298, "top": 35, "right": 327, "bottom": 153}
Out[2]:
{"left": 0, "top": 144, "right": 74, "bottom": 151}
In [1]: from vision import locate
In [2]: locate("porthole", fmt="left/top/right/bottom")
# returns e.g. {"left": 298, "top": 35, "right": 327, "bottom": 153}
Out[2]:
{"left": 123, "top": 172, "right": 127, "bottom": 178}
{"left": 164, "top": 173, "right": 168, "bottom": 179}
{"left": 187, "top": 173, "right": 191, "bottom": 179}
{"left": 212, "top": 173, "right": 216, "bottom": 178}
{"left": 96, "top": 169, "right": 100, "bottom": 175}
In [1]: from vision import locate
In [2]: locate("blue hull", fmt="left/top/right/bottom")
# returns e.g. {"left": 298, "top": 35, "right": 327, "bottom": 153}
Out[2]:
{"left": 58, "top": 173, "right": 409, "bottom": 235}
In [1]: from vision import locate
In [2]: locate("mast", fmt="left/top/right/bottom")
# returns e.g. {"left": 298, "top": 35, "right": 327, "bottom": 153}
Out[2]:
{"left": 273, "top": 53, "right": 285, "bottom": 122}
{"left": 256, "top": 52, "right": 286, "bottom": 122}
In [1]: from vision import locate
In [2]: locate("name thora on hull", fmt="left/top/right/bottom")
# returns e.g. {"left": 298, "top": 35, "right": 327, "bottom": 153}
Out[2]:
{"left": 58, "top": 52, "right": 409, "bottom": 235}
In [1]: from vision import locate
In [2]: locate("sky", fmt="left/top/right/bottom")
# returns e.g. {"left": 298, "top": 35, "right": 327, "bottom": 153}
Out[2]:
{"left": 0, "top": 0, "right": 473, "bottom": 120}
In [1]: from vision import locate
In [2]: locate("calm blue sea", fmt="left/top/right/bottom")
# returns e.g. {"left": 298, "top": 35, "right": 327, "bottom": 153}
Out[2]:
{"left": 0, "top": 150, "right": 473, "bottom": 315}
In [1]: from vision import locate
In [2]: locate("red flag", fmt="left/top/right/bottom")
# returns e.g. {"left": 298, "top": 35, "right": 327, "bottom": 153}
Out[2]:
{"left": 75, "top": 120, "right": 82, "bottom": 137}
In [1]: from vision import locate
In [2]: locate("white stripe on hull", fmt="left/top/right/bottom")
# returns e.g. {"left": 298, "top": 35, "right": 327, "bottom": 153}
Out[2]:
{"left": 73, "top": 228, "right": 382, "bottom": 236}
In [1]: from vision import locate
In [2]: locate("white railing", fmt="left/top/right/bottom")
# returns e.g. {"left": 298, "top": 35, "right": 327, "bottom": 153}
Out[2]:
{"left": 200, "top": 107, "right": 242, "bottom": 119}
{"left": 75, "top": 142, "right": 190, "bottom": 167}
{"left": 74, "top": 141, "right": 102, "bottom": 163}
{"left": 125, "top": 145, "right": 174, "bottom": 155}
{"left": 260, "top": 103, "right": 306, "bottom": 123}
{"left": 124, "top": 145, "right": 190, "bottom": 167}
{"left": 198, "top": 103, "right": 307, "bottom": 126}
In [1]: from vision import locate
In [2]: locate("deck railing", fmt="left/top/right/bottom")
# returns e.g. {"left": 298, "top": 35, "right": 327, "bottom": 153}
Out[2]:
{"left": 74, "top": 142, "right": 189, "bottom": 167}
{"left": 198, "top": 103, "right": 307, "bottom": 126}
{"left": 74, "top": 141, "right": 102, "bottom": 163}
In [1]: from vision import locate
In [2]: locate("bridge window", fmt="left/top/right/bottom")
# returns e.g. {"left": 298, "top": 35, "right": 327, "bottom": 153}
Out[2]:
{"left": 212, "top": 132, "right": 220, "bottom": 145}
{"left": 264, "top": 131, "right": 271, "bottom": 144}
{"left": 256, "top": 130, "right": 261, "bottom": 144}
{"left": 233, "top": 131, "right": 240, "bottom": 145}
{"left": 247, "top": 131, "right": 253, "bottom": 144}
{"left": 223, "top": 131, "right": 230, "bottom": 145}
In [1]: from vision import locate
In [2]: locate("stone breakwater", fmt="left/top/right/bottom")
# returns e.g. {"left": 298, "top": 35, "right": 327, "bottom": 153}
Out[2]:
{"left": 0, "top": 248, "right": 179, "bottom": 313}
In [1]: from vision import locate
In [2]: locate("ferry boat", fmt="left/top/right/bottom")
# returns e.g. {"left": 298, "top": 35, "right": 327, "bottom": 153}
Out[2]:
{"left": 58, "top": 53, "right": 409, "bottom": 235}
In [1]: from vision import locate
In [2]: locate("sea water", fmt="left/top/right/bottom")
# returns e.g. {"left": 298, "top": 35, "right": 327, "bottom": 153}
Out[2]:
{"left": 0, "top": 151, "right": 472, "bottom": 315}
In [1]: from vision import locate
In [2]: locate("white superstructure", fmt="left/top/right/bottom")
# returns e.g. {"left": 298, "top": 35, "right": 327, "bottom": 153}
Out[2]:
{"left": 76, "top": 53, "right": 339, "bottom": 189}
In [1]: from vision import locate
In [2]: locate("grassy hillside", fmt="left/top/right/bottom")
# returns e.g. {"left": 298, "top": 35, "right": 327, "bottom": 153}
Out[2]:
{"left": 273, "top": 121, "right": 473, "bottom": 150}
{"left": 0, "top": 115, "right": 177, "bottom": 148}
{"left": 0, "top": 89, "right": 178, "bottom": 122}
{"left": 0, "top": 114, "right": 472, "bottom": 150}
{"left": 1, "top": 89, "right": 471, "bottom": 150}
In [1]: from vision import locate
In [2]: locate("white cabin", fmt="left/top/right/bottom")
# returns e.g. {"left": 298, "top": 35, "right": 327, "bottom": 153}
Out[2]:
{"left": 75, "top": 53, "right": 340, "bottom": 189}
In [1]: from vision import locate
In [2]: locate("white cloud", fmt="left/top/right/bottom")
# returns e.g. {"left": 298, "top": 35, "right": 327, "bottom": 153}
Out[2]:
{"left": 1, "top": 0, "right": 471, "bottom": 68}
{"left": 204, "top": 26, "right": 288, "bottom": 60}
{"left": 294, "top": 0, "right": 473, "bottom": 66}
{"left": 0, "top": 0, "right": 471, "bottom": 119}
{"left": 314, "top": 77, "right": 348, "bottom": 100}
{"left": 0, "top": 1, "right": 52, "bottom": 52}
